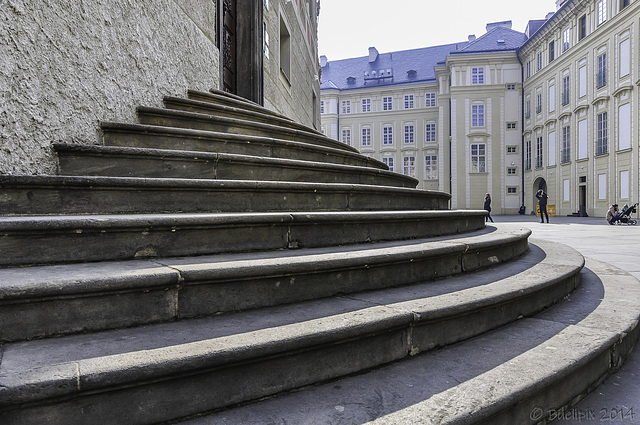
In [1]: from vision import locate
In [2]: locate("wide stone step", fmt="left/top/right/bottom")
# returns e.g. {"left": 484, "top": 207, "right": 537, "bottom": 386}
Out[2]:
{"left": 0, "top": 226, "right": 530, "bottom": 342}
{"left": 181, "top": 257, "right": 640, "bottom": 425}
{"left": 0, "top": 210, "right": 487, "bottom": 267}
{"left": 188, "top": 89, "right": 295, "bottom": 122}
{"left": 55, "top": 144, "right": 417, "bottom": 187}
{"left": 0, "top": 240, "right": 585, "bottom": 425}
{"left": 0, "top": 175, "right": 450, "bottom": 216}
{"left": 100, "top": 122, "right": 380, "bottom": 168}
{"left": 163, "top": 96, "right": 318, "bottom": 137}
{"left": 136, "top": 106, "right": 353, "bottom": 152}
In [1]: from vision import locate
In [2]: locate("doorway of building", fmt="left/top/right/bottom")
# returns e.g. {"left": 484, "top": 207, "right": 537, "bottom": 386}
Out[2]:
{"left": 532, "top": 177, "right": 547, "bottom": 214}
{"left": 219, "top": 0, "right": 264, "bottom": 104}
{"left": 579, "top": 184, "right": 587, "bottom": 216}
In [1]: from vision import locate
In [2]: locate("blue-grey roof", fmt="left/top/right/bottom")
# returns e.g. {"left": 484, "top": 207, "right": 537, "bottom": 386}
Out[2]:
{"left": 452, "top": 26, "right": 528, "bottom": 54}
{"left": 320, "top": 42, "right": 468, "bottom": 91}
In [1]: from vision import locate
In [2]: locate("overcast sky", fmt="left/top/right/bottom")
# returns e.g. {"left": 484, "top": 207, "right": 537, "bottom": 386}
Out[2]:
{"left": 318, "top": 0, "right": 559, "bottom": 61}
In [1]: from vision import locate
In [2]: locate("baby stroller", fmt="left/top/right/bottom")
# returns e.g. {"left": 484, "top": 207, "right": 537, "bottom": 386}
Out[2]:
{"left": 614, "top": 203, "right": 638, "bottom": 225}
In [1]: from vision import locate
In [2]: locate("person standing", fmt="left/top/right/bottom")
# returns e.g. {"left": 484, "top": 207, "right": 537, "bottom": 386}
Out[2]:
{"left": 536, "top": 189, "right": 549, "bottom": 223}
{"left": 483, "top": 193, "right": 494, "bottom": 223}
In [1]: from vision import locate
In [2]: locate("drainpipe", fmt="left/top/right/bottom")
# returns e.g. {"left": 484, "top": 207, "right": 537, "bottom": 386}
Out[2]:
{"left": 517, "top": 50, "right": 526, "bottom": 214}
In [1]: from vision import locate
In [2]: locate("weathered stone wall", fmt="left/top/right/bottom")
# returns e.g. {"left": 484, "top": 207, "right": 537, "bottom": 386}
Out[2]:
{"left": 0, "top": 0, "right": 220, "bottom": 175}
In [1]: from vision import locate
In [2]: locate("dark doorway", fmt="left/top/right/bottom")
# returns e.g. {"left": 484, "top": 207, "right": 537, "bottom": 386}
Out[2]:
{"left": 579, "top": 184, "right": 587, "bottom": 216}
{"left": 219, "top": 0, "right": 264, "bottom": 104}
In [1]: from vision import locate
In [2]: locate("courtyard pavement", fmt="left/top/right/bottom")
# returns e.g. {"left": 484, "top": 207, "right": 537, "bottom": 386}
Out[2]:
{"left": 494, "top": 214, "right": 640, "bottom": 424}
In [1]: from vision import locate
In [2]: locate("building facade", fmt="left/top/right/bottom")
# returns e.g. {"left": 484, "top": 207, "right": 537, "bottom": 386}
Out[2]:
{"left": 1, "top": 0, "right": 320, "bottom": 175}
{"left": 520, "top": 0, "right": 639, "bottom": 217}
{"left": 321, "top": 0, "right": 640, "bottom": 217}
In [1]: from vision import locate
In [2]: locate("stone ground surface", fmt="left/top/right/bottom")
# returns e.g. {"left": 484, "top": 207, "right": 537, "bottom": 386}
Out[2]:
{"left": 496, "top": 214, "right": 640, "bottom": 425}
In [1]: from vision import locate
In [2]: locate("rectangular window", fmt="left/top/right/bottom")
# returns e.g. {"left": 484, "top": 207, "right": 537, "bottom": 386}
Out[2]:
{"left": 579, "top": 15, "right": 587, "bottom": 40}
{"left": 579, "top": 66, "right": 587, "bottom": 97}
{"left": 471, "top": 144, "right": 486, "bottom": 173}
{"left": 562, "top": 126, "right": 571, "bottom": 163}
{"left": 382, "top": 96, "right": 393, "bottom": 111}
{"left": 597, "top": 0, "right": 607, "bottom": 25}
{"left": 507, "top": 167, "right": 517, "bottom": 175}
{"left": 472, "top": 104, "right": 485, "bottom": 127}
{"left": 507, "top": 146, "right": 518, "bottom": 154}
{"left": 578, "top": 119, "right": 588, "bottom": 159}
{"left": 320, "top": 100, "right": 325, "bottom": 114}
{"left": 525, "top": 100, "right": 531, "bottom": 119}
{"left": 620, "top": 39, "right": 630, "bottom": 77}
{"left": 507, "top": 122, "right": 517, "bottom": 130}
{"left": 621, "top": 170, "right": 630, "bottom": 199}
{"left": 425, "top": 123, "right": 436, "bottom": 142}
{"left": 361, "top": 128, "right": 371, "bottom": 147}
{"left": 403, "top": 156, "right": 416, "bottom": 177}
{"left": 361, "top": 98, "right": 371, "bottom": 112}
{"left": 506, "top": 84, "right": 516, "bottom": 90}
{"left": 537, "top": 51, "right": 543, "bottom": 71}
{"left": 619, "top": 103, "right": 631, "bottom": 150}
{"left": 382, "top": 157, "right": 394, "bottom": 172}
{"left": 549, "top": 85, "right": 556, "bottom": 113}
{"left": 597, "top": 53, "right": 607, "bottom": 88}
{"left": 279, "top": 17, "right": 291, "bottom": 81}
{"left": 404, "top": 124, "right": 414, "bottom": 144}
{"left": 507, "top": 187, "right": 518, "bottom": 194}
{"left": 342, "top": 100, "right": 351, "bottom": 114}
{"left": 472, "top": 67, "right": 484, "bottom": 84}
{"left": 562, "top": 28, "right": 570, "bottom": 51}
{"left": 536, "top": 93, "right": 542, "bottom": 114}
{"left": 597, "top": 112, "right": 608, "bottom": 155}
{"left": 598, "top": 173, "right": 607, "bottom": 199}
{"left": 383, "top": 125, "right": 393, "bottom": 145}
{"left": 549, "top": 41, "right": 555, "bottom": 62}
{"left": 536, "top": 136, "right": 543, "bottom": 168}
{"left": 404, "top": 95, "right": 415, "bottom": 109}
{"left": 548, "top": 131, "right": 556, "bottom": 166}
{"left": 526, "top": 61, "right": 531, "bottom": 79}
{"left": 341, "top": 128, "right": 351, "bottom": 145}
{"left": 562, "top": 76, "right": 570, "bottom": 106}
{"left": 425, "top": 93, "right": 437, "bottom": 107}
{"left": 621, "top": 0, "right": 630, "bottom": 9}
{"left": 425, "top": 155, "right": 438, "bottom": 180}
{"left": 525, "top": 140, "right": 532, "bottom": 170}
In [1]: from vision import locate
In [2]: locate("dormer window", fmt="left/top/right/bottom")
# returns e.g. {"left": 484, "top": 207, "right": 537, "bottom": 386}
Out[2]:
{"left": 407, "top": 70, "right": 417, "bottom": 78}
{"left": 347, "top": 76, "right": 356, "bottom": 84}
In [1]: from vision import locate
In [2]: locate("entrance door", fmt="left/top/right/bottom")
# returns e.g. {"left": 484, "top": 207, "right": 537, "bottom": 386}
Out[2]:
{"left": 221, "top": 0, "right": 237, "bottom": 94}
{"left": 219, "top": 0, "right": 263, "bottom": 104}
{"left": 579, "top": 185, "right": 587, "bottom": 216}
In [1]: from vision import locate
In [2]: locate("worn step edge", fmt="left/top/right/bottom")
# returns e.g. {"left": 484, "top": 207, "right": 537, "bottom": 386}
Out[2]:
{"left": 0, "top": 240, "right": 583, "bottom": 424}
{"left": 0, "top": 226, "right": 530, "bottom": 341}
{"left": 135, "top": 106, "right": 360, "bottom": 154}
{"left": 100, "top": 122, "right": 382, "bottom": 168}
{"left": 54, "top": 143, "right": 417, "bottom": 188}
{"left": 0, "top": 175, "right": 451, "bottom": 215}
{"left": 163, "top": 96, "right": 313, "bottom": 136}
{"left": 0, "top": 210, "right": 487, "bottom": 267}
{"left": 183, "top": 258, "right": 639, "bottom": 425}
{"left": 188, "top": 89, "right": 296, "bottom": 123}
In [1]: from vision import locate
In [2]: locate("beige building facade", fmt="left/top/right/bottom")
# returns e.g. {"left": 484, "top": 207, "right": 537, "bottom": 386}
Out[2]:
{"left": 321, "top": 0, "right": 640, "bottom": 217}
{"left": 521, "top": 0, "right": 639, "bottom": 217}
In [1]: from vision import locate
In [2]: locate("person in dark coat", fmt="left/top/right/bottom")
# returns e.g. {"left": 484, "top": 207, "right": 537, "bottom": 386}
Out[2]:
{"left": 536, "top": 189, "right": 549, "bottom": 223}
{"left": 483, "top": 193, "right": 494, "bottom": 223}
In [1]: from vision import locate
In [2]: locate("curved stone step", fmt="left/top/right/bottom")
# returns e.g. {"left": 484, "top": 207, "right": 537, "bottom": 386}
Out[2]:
{"left": 0, "top": 240, "right": 585, "bottom": 425}
{"left": 0, "top": 226, "right": 530, "bottom": 342}
{"left": 188, "top": 89, "right": 296, "bottom": 123}
{"left": 55, "top": 144, "right": 417, "bottom": 188}
{"left": 136, "top": 106, "right": 355, "bottom": 153}
{"left": 0, "top": 175, "right": 450, "bottom": 216}
{"left": 163, "top": 96, "right": 317, "bottom": 137}
{"left": 181, "top": 257, "right": 640, "bottom": 425}
{"left": 100, "top": 122, "right": 381, "bottom": 168}
{"left": 0, "top": 210, "right": 486, "bottom": 267}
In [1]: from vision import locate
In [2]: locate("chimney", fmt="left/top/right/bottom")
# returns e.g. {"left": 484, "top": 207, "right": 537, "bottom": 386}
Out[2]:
{"left": 486, "top": 20, "right": 512, "bottom": 32}
{"left": 368, "top": 47, "right": 379, "bottom": 63}
{"left": 468, "top": 34, "right": 476, "bottom": 42}
{"left": 320, "top": 55, "right": 328, "bottom": 67}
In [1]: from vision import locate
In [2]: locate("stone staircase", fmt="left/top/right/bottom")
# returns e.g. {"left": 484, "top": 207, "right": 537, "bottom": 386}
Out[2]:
{"left": 0, "top": 89, "right": 638, "bottom": 424}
